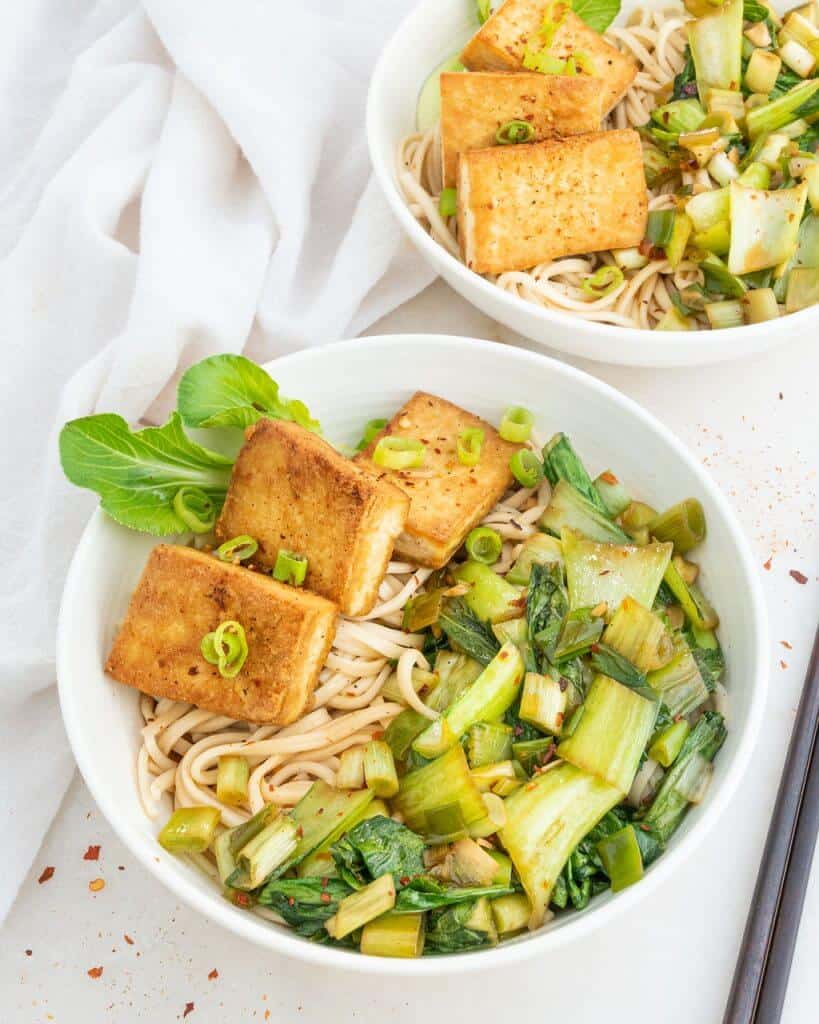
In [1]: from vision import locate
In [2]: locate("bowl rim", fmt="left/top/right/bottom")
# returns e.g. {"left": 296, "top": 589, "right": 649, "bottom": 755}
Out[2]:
{"left": 57, "top": 333, "right": 769, "bottom": 974}
{"left": 365, "top": 0, "right": 818, "bottom": 363}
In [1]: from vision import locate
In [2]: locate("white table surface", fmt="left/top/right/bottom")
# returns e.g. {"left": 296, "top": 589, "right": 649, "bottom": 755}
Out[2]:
{"left": 2, "top": 281, "right": 817, "bottom": 1023}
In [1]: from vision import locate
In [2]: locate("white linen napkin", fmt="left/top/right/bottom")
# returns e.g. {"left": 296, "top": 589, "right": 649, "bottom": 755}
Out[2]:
{"left": 0, "top": 0, "right": 435, "bottom": 921}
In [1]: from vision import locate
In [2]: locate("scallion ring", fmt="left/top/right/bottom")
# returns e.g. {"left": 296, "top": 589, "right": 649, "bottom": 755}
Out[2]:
{"left": 356, "top": 418, "right": 387, "bottom": 451}
{"left": 216, "top": 535, "right": 259, "bottom": 563}
{"left": 201, "top": 620, "right": 248, "bottom": 678}
{"left": 465, "top": 526, "right": 503, "bottom": 564}
{"left": 439, "top": 188, "right": 458, "bottom": 218}
{"left": 373, "top": 436, "right": 426, "bottom": 470}
{"left": 510, "top": 448, "right": 544, "bottom": 488}
{"left": 457, "top": 427, "right": 485, "bottom": 467}
{"left": 499, "top": 406, "right": 534, "bottom": 444}
{"left": 582, "top": 265, "right": 624, "bottom": 298}
{"left": 173, "top": 486, "right": 217, "bottom": 534}
{"left": 495, "top": 120, "right": 535, "bottom": 145}
{"left": 273, "top": 549, "right": 308, "bottom": 586}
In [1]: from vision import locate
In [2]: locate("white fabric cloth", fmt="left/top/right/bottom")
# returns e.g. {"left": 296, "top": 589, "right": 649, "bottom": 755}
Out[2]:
{"left": 0, "top": 0, "right": 434, "bottom": 921}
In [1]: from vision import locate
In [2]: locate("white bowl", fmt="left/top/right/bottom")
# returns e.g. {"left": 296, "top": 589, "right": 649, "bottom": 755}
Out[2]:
{"left": 366, "top": 0, "right": 817, "bottom": 367}
{"left": 57, "top": 335, "right": 768, "bottom": 972}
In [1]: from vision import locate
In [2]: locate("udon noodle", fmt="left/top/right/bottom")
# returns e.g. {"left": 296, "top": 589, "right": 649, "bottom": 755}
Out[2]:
{"left": 397, "top": 5, "right": 710, "bottom": 329}
{"left": 136, "top": 474, "right": 553, "bottom": 875}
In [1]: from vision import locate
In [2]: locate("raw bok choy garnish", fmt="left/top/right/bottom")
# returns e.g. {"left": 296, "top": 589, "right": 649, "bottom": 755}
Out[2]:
{"left": 145, "top": 418, "right": 726, "bottom": 956}
{"left": 58, "top": 354, "right": 319, "bottom": 535}
{"left": 637, "top": 0, "right": 819, "bottom": 325}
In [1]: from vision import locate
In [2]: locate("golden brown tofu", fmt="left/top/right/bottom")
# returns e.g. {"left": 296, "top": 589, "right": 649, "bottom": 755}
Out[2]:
{"left": 105, "top": 545, "right": 337, "bottom": 724}
{"left": 439, "top": 71, "right": 603, "bottom": 188}
{"left": 216, "top": 419, "right": 409, "bottom": 617}
{"left": 460, "top": 2, "right": 636, "bottom": 115}
{"left": 354, "top": 392, "right": 517, "bottom": 568}
{"left": 457, "top": 129, "right": 647, "bottom": 274}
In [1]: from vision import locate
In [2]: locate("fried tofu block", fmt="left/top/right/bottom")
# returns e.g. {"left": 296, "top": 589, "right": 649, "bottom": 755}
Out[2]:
{"left": 460, "top": 1, "right": 637, "bottom": 114}
{"left": 216, "top": 419, "right": 409, "bottom": 617}
{"left": 439, "top": 71, "right": 603, "bottom": 188}
{"left": 457, "top": 129, "right": 647, "bottom": 274}
{"left": 105, "top": 545, "right": 337, "bottom": 724}
{"left": 354, "top": 392, "right": 517, "bottom": 568}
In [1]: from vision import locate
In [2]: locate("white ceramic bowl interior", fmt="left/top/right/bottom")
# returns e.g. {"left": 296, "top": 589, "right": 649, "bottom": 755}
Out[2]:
{"left": 367, "top": 0, "right": 817, "bottom": 367}
{"left": 58, "top": 335, "right": 768, "bottom": 973}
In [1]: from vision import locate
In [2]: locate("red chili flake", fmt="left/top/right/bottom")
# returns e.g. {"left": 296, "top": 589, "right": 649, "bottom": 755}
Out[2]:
{"left": 599, "top": 570, "right": 611, "bottom": 576}
{"left": 590, "top": 643, "right": 600, "bottom": 654}
{"left": 288, "top": 897, "right": 296, "bottom": 906}
{"left": 319, "top": 893, "right": 332, "bottom": 904}
{"left": 123, "top": 934, "right": 134, "bottom": 946}
{"left": 499, "top": 650, "right": 509, "bottom": 661}
{"left": 183, "top": 1002, "right": 195, "bottom": 1018}
{"left": 638, "top": 823, "right": 651, "bottom": 832}
{"left": 558, "top": 677, "right": 569, "bottom": 692}
{"left": 38, "top": 866, "right": 55, "bottom": 884}
{"left": 763, "top": 557, "right": 772, "bottom": 571}
{"left": 781, "top": 640, "right": 793, "bottom": 650}
{"left": 320, "top": 877, "right": 329, "bottom": 889}
{"left": 83, "top": 845, "right": 101, "bottom": 861}
{"left": 233, "top": 892, "right": 250, "bottom": 907}
{"left": 780, "top": 661, "right": 788, "bottom": 670}
{"left": 316, "top": 807, "right": 325, "bottom": 816}
{"left": 372, "top": 729, "right": 385, "bottom": 740}
{"left": 790, "top": 570, "right": 808, "bottom": 585}
{"left": 599, "top": 471, "right": 619, "bottom": 485}
{"left": 399, "top": 876, "right": 411, "bottom": 886}
{"left": 25, "top": 950, "right": 32, "bottom": 957}
{"left": 208, "top": 969, "right": 218, "bottom": 980}
{"left": 87, "top": 966, "right": 103, "bottom": 979}
{"left": 296, "top": 826, "right": 304, "bottom": 839}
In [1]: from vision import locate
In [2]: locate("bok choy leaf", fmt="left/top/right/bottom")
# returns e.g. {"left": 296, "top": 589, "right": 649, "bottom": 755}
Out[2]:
{"left": 177, "top": 353, "right": 320, "bottom": 432}
{"left": 58, "top": 412, "right": 233, "bottom": 535}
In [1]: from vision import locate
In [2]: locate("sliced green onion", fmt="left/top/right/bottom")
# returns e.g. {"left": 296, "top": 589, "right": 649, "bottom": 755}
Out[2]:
{"left": 173, "top": 486, "right": 217, "bottom": 534}
{"left": 457, "top": 427, "right": 485, "bottom": 466}
{"left": 373, "top": 435, "right": 426, "bottom": 470}
{"left": 362, "top": 740, "right": 399, "bottom": 798}
{"left": 356, "top": 418, "right": 387, "bottom": 451}
{"left": 582, "top": 265, "right": 624, "bottom": 298}
{"left": 216, "top": 755, "right": 250, "bottom": 806}
{"left": 649, "top": 498, "right": 707, "bottom": 554}
{"left": 201, "top": 620, "right": 249, "bottom": 678}
{"left": 509, "top": 448, "right": 544, "bottom": 488}
{"left": 216, "top": 535, "right": 258, "bottom": 563}
{"left": 237, "top": 814, "right": 299, "bottom": 888}
{"left": 360, "top": 912, "right": 425, "bottom": 958}
{"left": 158, "top": 806, "right": 221, "bottom": 854}
{"left": 496, "top": 119, "right": 535, "bottom": 145}
{"left": 439, "top": 187, "right": 458, "bottom": 218}
{"left": 465, "top": 526, "right": 503, "bottom": 564}
{"left": 499, "top": 406, "right": 534, "bottom": 443}
{"left": 649, "top": 719, "right": 691, "bottom": 767}
{"left": 645, "top": 210, "right": 676, "bottom": 247}
{"left": 595, "top": 825, "right": 644, "bottom": 892}
{"left": 273, "top": 549, "right": 308, "bottom": 586}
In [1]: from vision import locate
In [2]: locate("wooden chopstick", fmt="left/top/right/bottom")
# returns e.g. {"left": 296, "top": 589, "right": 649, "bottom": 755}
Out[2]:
{"left": 723, "top": 625, "right": 819, "bottom": 1024}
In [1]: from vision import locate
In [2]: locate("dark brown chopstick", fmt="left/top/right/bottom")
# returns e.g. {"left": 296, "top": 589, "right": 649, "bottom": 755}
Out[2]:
{"left": 724, "top": 625, "right": 819, "bottom": 1024}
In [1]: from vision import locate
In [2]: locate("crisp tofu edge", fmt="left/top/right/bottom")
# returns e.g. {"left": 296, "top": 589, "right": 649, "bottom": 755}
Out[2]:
{"left": 460, "top": 2, "right": 637, "bottom": 114}
{"left": 354, "top": 392, "right": 517, "bottom": 568}
{"left": 458, "top": 129, "right": 648, "bottom": 275}
{"left": 439, "top": 71, "right": 604, "bottom": 189}
{"left": 215, "top": 419, "right": 409, "bottom": 617}
{"left": 105, "top": 545, "right": 337, "bottom": 724}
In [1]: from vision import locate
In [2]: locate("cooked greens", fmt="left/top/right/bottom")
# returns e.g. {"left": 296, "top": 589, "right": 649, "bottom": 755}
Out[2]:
{"left": 59, "top": 355, "right": 320, "bottom": 535}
